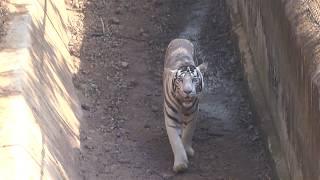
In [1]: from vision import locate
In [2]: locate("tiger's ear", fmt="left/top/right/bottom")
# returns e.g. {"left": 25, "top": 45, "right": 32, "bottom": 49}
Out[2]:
{"left": 197, "top": 62, "right": 208, "bottom": 74}
{"left": 164, "top": 68, "right": 177, "bottom": 75}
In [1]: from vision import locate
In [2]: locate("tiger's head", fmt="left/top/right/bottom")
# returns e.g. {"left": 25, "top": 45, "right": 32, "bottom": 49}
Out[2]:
{"left": 171, "top": 62, "right": 208, "bottom": 106}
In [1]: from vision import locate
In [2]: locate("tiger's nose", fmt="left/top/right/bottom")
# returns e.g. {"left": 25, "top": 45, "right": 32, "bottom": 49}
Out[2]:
{"left": 183, "top": 88, "right": 192, "bottom": 95}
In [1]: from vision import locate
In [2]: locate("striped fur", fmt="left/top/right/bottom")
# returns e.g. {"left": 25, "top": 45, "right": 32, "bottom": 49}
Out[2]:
{"left": 163, "top": 39, "right": 207, "bottom": 172}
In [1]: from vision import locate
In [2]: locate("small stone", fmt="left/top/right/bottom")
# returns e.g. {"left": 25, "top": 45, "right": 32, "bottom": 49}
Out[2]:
{"left": 128, "top": 79, "right": 138, "bottom": 88}
{"left": 153, "top": 1, "right": 163, "bottom": 7}
{"left": 115, "top": 7, "right": 121, "bottom": 14}
{"left": 90, "top": 83, "right": 97, "bottom": 88}
{"left": 142, "top": 33, "right": 149, "bottom": 38}
{"left": 118, "top": 158, "right": 130, "bottom": 164}
{"left": 84, "top": 144, "right": 94, "bottom": 150}
{"left": 80, "top": 69, "right": 89, "bottom": 74}
{"left": 89, "top": 129, "right": 95, "bottom": 134}
{"left": 212, "top": 18, "right": 217, "bottom": 24}
{"left": 139, "top": 28, "right": 145, "bottom": 34}
{"left": 109, "top": 17, "right": 120, "bottom": 25}
{"left": 146, "top": 169, "right": 153, "bottom": 174}
{"left": 251, "top": 135, "right": 259, "bottom": 141}
{"left": 81, "top": 104, "right": 90, "bottom": 111}
{"left": 144, "top": 124, "right": 150, "bottom": 129}
{"left": 121, "top": 61, "right": 129, "bottom": 68}
{"left": 161, "top": 172, "right": 175, "bottom": 179}
{"left": 151, "top": 105, "right": 158, "bottom": 112}
{"left": 116, "top": 132, "right": 121, "bottom": 137}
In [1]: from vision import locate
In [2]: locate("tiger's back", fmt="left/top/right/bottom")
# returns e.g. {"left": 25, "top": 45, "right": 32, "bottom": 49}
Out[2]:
{"left": 164, "top": 39, "right": 196, "bottom": 70}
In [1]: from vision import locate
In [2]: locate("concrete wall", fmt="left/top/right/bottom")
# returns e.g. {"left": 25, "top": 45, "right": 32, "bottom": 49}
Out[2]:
{"left": 0, "top": 0, "right": 81, "bottom": 179}
{"left": 227, "top": 0, "right": 320, "bottom": 179}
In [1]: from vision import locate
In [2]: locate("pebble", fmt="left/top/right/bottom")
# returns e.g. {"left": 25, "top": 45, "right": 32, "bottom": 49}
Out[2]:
{"left": 81, "top": 104, "right": 90, "bottom": 111}
{"left": 146, "top": 169, "right": 153, "bottom": 174}
{"left": 115, "top": 7, "right": 121, "bottom": 14}
{"left": 109, "top": 17, "right": 120, "bottom": 25}
{"left": 161, "top": 172, "right": 175, "bottom": 180}
{"left": 84, "top": 144, "right": 94, "bottom": 150}
{"left": 121, "top": 61, "right": 129, "bottom": 68}
{"left": 153, "top": 1, "right": 163, "bottom": 7}
{"left": 144, "top": 124, "right": 150, "bottom": 129}
{"left": 118, "top": 158, "right": 130, "bottom": 164}
{"left": 251, "top": 135, "right": 260, "bottom": 141}
{"left": 151, "top": 105, "right": 158, "bottom": 112}
{"left": 116, "top": 132, "right": 121, "bottom": 137}
{"left": 139, "top": 28, "right": 145, "bottom": 34}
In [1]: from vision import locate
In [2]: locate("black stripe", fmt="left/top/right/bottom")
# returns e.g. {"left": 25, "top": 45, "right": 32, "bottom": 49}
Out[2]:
{"left": 167, "top": 89, "right": 179, "bottom": 107}
{"left": 164, "top": 106, "right": 181, "bottom": 124}
{"left": 174, "top": 92, "right": 183, "bottom": 105}
{"left": 165, "top": 96, "right": 178, "bottom": 113}
{"left": 183, "top": 105, "right": 198, "bottom": 116}
{"left": 165, "top": 77, "right": 181, "bottom": 107}
{"left": 183, "top": 119, "right": 194, "bottom": 125}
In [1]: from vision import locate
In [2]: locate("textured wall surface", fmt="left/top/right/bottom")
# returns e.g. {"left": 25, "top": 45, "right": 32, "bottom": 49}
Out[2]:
{"left": 227, "top": 0, "right": 320, "bottom": 179}
{"left": 0, "top": 0, "right": 81, "bottom": 179}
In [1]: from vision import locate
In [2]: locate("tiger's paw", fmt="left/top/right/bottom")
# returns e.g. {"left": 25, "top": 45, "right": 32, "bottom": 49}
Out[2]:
{"left": 185, "top": 146, "right": 195, "bottom": 157}
{"left": 173, "top": 162, "right": 188, "bottom": 173}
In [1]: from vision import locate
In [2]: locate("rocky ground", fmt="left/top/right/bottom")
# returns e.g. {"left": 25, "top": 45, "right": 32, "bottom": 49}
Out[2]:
{"left": 68, "top": 0, "right": 277, "bottom": 179}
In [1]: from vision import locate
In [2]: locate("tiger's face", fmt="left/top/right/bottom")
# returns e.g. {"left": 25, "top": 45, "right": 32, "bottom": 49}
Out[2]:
{"left": 172, "top": 64, "right": 207, "bottom": 105}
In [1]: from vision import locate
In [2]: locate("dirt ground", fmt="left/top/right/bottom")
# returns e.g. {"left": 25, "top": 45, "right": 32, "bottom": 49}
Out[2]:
{"left": 68, "top": 0, "right": 277, "bottom": 179}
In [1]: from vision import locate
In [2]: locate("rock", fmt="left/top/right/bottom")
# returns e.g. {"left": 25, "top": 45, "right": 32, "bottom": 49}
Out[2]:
{"left": 146, "top": 169, "right": 153, "bottom": 174}
{"left": 151, "top": 105, "right": 158, "bottom": 112}
{"left": 109, "top": 17, "right": 120, "bottom": 25}
{"left": 116, "top": 132, "right": 121, "bottom": 137}
{"left": 121, "top": 61, "right": 129, "bottom": 68}
{"left": 84, "top": 144, "right": 94, "bottom": 150}
{"left": 128, "top": 79, "right": 138, "bottom": 88}
{"left": 142, "top": 33, "right": 149, "bottom": 38}
{"left": 212, "top": 18, "right": 217, "bottom": 24}
{"left": 153, "top": 1, "right": 163, "bottom": 7}
{"left": 118, "top": 158, "right": 130, "bottom": 164}
{"left": 139, "top": 28, "right": 145, "bottom": 34}
{"left": 251, "top": 135, "right": 260, "bottom": 142}
{"left": 90, "top": 83, "right": 97, "bottom": 89}
{"left": 81, "top": 104, "right": 90, "bottom": 111}
{"left": 144, "top": 124, "right": 150, "bottom": 129}
{"left": 161, "top": 172, "right": 175, "bottom": 180}
{"left": 115, "top": 7, "right": 121, "bottom": 14}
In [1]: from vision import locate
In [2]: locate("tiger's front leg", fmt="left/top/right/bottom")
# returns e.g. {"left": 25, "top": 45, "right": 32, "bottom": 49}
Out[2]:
{"left": 182, "top": 112, "right": 198, "bottom": 157}
{"left": 165, "top": 117, "right": 188, "bottom": 172}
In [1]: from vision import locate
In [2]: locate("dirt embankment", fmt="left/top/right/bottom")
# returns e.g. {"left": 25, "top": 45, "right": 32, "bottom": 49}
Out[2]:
{"left": 68, "top": 0, "right": 277, "bottom": 179}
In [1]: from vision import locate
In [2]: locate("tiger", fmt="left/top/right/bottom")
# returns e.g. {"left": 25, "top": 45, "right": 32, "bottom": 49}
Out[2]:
{"left": 163, "top": 38, "right": 207, "bottom": 172}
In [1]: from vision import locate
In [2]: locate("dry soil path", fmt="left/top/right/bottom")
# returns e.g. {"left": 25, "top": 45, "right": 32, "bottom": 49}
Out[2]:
{"left": 68, "top": 0, "right": 277, "bottom": 179}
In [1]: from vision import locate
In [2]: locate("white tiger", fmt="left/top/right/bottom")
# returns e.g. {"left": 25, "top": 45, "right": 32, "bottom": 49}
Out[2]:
{"left": 163, "top": 39, "right": 207, "bottom": 172}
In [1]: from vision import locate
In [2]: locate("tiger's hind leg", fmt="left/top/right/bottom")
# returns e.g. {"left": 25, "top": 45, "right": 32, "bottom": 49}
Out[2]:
{"left": 182, "top": 113, "right": 198, "bottom": 157}
{"left": 165, "top": 118, "right": 188, "bottom": 173}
